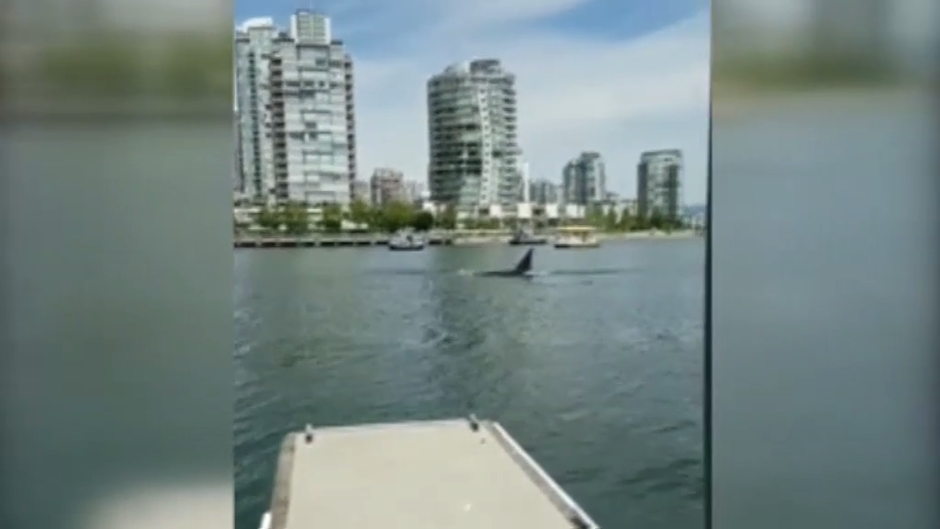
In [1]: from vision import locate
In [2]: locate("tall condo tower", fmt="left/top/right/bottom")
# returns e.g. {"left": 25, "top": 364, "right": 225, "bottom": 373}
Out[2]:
{"left": 235, "top": 11, "right": 357, "bottom": 205}
{"left": 562, "top": 151, "right": 607, "bottom": 206}
{"left": 637, "top": 149, "right": 683, "bottom": 220}
{"left": 520, "top": 161, "right": 531, "bottom": 202}
{"left": 426, "top": 59, "right": 522, "bottom": 213}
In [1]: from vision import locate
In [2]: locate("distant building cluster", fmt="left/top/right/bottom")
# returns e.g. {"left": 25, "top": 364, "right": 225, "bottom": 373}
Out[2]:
{"left": 562, "top": 151, "right": 606, "bottom": 206}
{"left": 369, "top": 168, "right": 405, "bottom": 206}
{"left": 350, "top": 180, "right": 370, "bottom": 204}
{"left": 233, "top": 10, "right": 686, "bottom": 222}
{"left": 528, "top": 179, "right": 559, "bottom": 205}
{"left": 519, "top": 148, "right": 681, "bottom": 223}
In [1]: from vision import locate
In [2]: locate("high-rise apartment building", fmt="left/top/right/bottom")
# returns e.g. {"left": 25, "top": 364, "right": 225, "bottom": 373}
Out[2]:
{"left": 370, "top": 168, "right": 406, "bottom": 206}
{"left": 290, "top": 9, "right": 331, "bottom": 44}
{"left": 637, "top": 149, "right": 682, "bottom": 220}
{"left": 235, "top": 18, "right": 275, "bottom": 199}
{"left": 562, "top": 152, "right": 606, "bottom": 205}
{"left": 517, "top": 160, "right": 533, "bottom": 202}
{"left": 427, "top": 59, "right": 522, "bottom": 212}
{"left": 235, "top": 11, "right": 357, "bottom": 205}
{"left": 234, "top": 108, "right": 245, "bottom": 192}
{"left": 528, "top": 179, "right": 559, "bottom": 205}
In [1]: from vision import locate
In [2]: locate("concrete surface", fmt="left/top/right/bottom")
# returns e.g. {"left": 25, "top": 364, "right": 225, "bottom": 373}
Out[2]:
{"left": 267, "top": 419, "right": 595, "bottom": 529}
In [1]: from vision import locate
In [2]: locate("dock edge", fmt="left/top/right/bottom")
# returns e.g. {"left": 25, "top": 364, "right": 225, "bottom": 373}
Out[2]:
{"left": 259, "top": 418, "right": 600, "bottom": 529}
{"left": 484, "top": 421, "right": 599, "bottom": 529}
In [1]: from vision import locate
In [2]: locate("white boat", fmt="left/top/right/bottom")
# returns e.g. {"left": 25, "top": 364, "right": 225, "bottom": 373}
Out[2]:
{"left": 388, "top": 230, "right": 425, "bottom": 251}
{"left": 554, "top": 226, "right": 601, "bottom": 249}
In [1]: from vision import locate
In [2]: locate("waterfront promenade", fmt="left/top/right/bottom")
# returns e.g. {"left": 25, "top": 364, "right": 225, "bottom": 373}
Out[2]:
{"left": 233, "top": 233, "right": 452, "bottom": 248}
{"left": 233, "top": 230, "right": 700, "bottom": 248}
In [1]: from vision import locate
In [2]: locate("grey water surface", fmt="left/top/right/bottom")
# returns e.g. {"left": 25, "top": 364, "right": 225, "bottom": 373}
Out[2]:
{"left": 234, "top": 240, "right": 705, "bottom": 529}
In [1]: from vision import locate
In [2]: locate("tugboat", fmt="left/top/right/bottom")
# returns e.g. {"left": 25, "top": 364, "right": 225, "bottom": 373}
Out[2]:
{"left": 388, "top": 229, "right": 426, "bottom": 251}
{"left": 508, "top": 227, "right": 548, "bottom": 246}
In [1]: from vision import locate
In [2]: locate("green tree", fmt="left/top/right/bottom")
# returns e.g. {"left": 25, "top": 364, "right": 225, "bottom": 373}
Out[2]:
{"left": 411, "top": 211, "right": 435, "bottom": 232}
{"left": 662, "top": 214, "right": 683, "bottom": 233}
{"left": 282, "top": 202, "right": 310, "bottom": 234}
{"left": 618, "top": 210, "right": 634, "bottom": 231}
{"left": 348, "top": 199, "right": 372, "bottom": 228}
{"left": 648, "top": 208, "right": 666, "bottom": 231}
{"left": 320, "top": 203, "right": 343, "bottom": 233}
{"left": 586, "top": 204, "right": 605, "bottom": 227}
{"left": 256, "top": 206, "right": 281, "bottom": 232}
{"left": 380, "top": 201, "right": 416, "bottom": 233}
{"left": 438, "top": 204, "right": 457, "bottom": 230}
{"left": 366, "top": 205, "right": 384, "bottom": 230}
{"left": 604, "top": 209, "right": 619, "bottom": 231}
{"left": 479, "top": 218, "right": 500, "bottom": 230}
{"left": 632, "top": 211, "right": 649, "bottom": 231}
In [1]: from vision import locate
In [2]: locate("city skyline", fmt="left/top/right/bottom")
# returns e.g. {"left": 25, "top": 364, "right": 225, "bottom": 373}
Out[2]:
{"left": 348, "top": 147, "right": 686, "bottom": 212}
{"left": 235, "top": 0, "right": 710, "bottom": 203}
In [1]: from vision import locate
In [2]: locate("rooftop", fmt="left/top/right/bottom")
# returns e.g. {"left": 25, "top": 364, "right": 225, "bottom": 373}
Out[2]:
{"left": 264, "top": 418, "right": 598, "bottom": 529}
{"left": 639, "top": 149, "right": 683, "bottom": 161}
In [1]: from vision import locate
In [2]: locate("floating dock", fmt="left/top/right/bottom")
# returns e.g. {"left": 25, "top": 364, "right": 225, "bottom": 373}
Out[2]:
{"left": 259, "top": 417, "right": 599, "bottom": 529}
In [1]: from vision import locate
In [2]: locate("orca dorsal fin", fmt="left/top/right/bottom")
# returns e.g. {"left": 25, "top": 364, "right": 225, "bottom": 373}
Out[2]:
{"left": 513, "top": 249, "right": 533, "bottom": 274}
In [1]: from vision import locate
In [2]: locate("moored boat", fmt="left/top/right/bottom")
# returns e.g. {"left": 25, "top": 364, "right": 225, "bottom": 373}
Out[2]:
{"left": 553, "top": 226, "right": 601, "bottom": 249}
{"left": 508, "top": 227, "right": 549, "bottom": 246}
{"left": 388, "top": 230, "right": 425, "bottom": 251}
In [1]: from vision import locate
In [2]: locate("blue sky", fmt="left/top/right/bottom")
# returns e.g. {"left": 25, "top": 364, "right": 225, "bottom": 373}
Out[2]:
{"left": 237, "top": 0, "right": 710, "bottom": 203}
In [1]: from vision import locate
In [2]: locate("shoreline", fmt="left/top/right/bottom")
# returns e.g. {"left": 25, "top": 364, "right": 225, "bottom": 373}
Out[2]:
{"left": 234, "top": 230, "right": 702, "bottom": 248}
{"left": 451, "top": 230, "right": 700, "bottom": 246}
{"left": 598, "top": 230, "right": 700, "bottom": 240}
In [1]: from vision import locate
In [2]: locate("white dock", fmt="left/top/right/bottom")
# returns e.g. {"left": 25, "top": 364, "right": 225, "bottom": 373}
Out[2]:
{"left": 261, "top": 417, "right": 599, "bottom": 529}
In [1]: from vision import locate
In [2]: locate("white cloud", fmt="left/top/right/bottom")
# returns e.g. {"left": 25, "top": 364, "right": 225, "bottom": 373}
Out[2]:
{"left": 350, "top": 6, "right": 710, "bottom": 202}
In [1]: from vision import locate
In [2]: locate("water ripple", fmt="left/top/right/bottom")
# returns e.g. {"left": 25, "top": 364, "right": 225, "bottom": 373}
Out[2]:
{"left": 234, "top": 241, "right": 705, "bottom": 529}
{"left": 618, "top": 457, "right": 704, "bottom": 500}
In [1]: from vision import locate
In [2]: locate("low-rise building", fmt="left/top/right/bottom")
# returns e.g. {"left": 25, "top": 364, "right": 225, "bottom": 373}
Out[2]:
{"left": 370, "top": 168, "right": 407, "bottom": 206}
{"left": 351, "top": 180, "right": 371, "bottom": 204}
